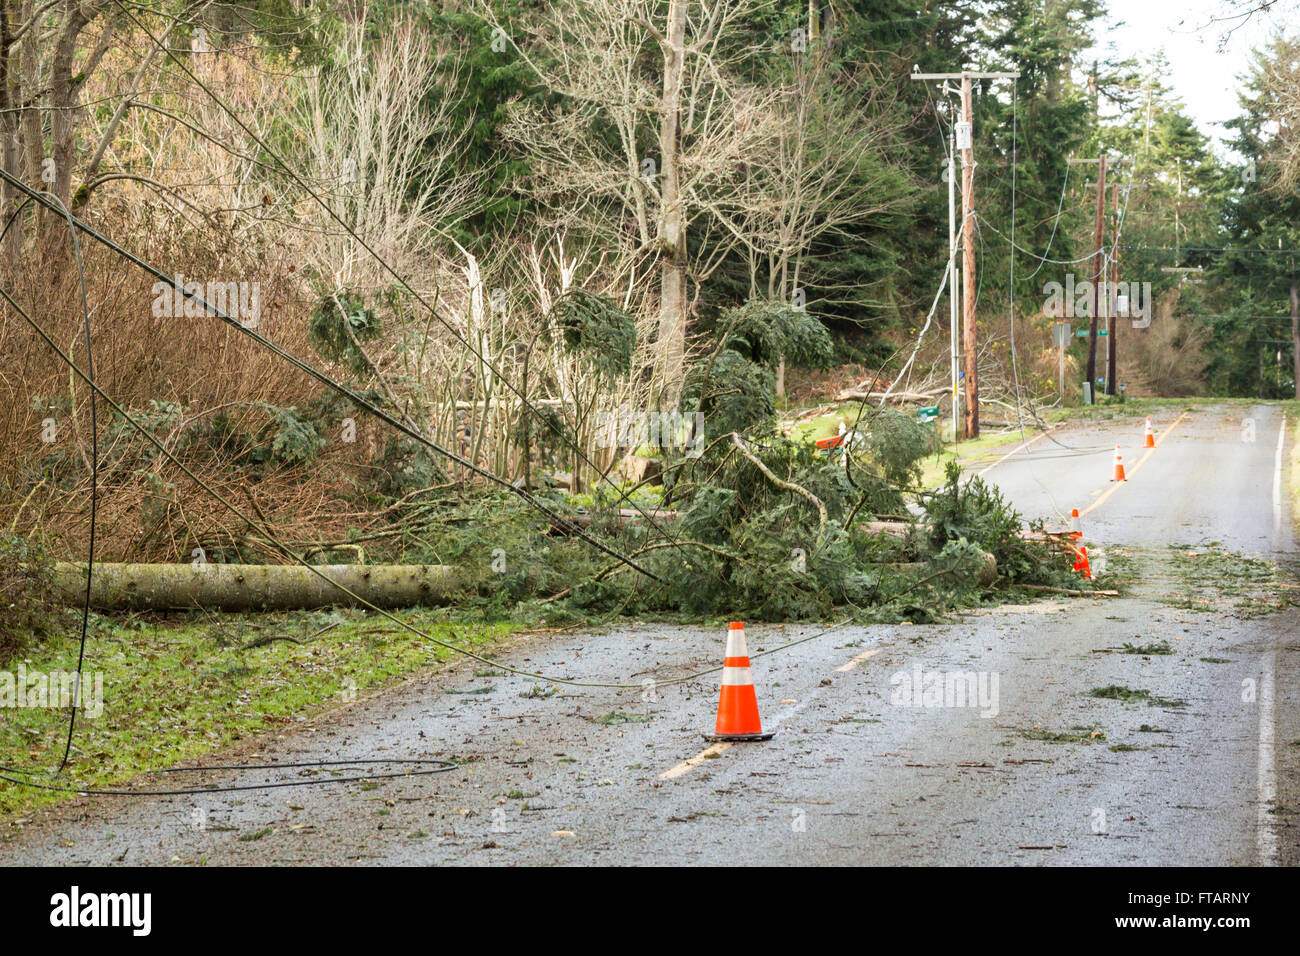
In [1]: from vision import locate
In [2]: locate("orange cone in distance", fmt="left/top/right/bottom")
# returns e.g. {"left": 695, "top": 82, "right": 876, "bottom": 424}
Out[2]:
{"left": 1143, "top": 417, "right": 1156, "bottom": 448}
{"left": 1069, "top": 508, "right": 1082, "bottom": 539}
{"left": 708, "top": 622, "right": 774, "bottom": 742}
{"left": 1110, "top": 446, "right": 1126, "bottom": 482}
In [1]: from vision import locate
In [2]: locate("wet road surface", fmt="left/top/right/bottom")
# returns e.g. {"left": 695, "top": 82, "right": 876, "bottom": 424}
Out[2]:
{"left": 2, "top": 404, "right": 1296, "bottom": 865}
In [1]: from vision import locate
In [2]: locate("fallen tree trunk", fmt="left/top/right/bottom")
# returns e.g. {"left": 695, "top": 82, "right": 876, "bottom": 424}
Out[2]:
{"left": 893, "top": 552, "right": 998, "bottom": 587}
{"left": 51, "top": 562, "right": 460, "bottom": 611}
{"left": 834, "top": 387, "right": 945, "bottom": 403}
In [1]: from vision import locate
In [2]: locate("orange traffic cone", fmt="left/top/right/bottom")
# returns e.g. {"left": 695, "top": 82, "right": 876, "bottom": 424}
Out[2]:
{"left": 1143, "top": 417, "right": 1156, "bottom": 448}
{"left": 1073, "top": 545, "right": 1092, "bottom": 580}
{"left": 707, "top": 622, "right": 773, "bottom": 741}
{"left": 1110, "top": 446, "right": 1126, "bottom": 482}
{"left": 1069, "top": 508, "right": 1082, "bottom": 539}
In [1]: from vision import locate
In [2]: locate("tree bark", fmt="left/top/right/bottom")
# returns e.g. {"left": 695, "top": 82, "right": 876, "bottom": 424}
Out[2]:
{"left": 656, "top": 0, "right": 688, "bottom": 399}
{"left": 52, "top": 563, "right": 460, "bottom": 611}
{"left": 960, "top": 76, "right": 978, "bottom": 438}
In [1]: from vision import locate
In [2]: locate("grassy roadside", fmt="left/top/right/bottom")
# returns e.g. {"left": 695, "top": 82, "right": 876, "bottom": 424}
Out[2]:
{"left": 1289, "top": 400, "right": 1300, "bottom": 534}
{"left": 0, "top": 608, "right": 516, "bottom": 821}
{"left": 916, "top": 425, "right": 1059, "bottom": 490}
{"left": 780, "top": 399, "right": 1069, "bottom": 490}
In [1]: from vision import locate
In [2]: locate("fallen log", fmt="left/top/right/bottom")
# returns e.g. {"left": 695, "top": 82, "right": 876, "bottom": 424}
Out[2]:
{"left": 1021, "top": 584, "right": 1119, "bottom": 597}
{"left": 892, "top": 552, "right": 998, "bottom": 586}
{"left": 51, "top": 562, "right": 460, "bottom": 611}
{"left": 833, "top": 387, "right": 946, "bottom": 403}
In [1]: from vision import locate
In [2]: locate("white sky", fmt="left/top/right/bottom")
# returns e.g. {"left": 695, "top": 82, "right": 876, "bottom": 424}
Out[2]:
{"left": 1085, "top": 0, "right": 1288, "bottom": 156}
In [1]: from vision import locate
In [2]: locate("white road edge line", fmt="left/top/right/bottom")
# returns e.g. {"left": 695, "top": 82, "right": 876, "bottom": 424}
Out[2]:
{"left": 1257, "top": 412, "right": 1285, "bottom": 865}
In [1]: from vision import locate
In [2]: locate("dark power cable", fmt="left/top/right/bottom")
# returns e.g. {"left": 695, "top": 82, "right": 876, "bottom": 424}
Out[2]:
{"left": 0, "top": 171, "right": 659, "bottom": 582}
{"left": 108, "top": 0, "right": 688, "bottom": 557}
{"left": 26, "top": 191, "right": 99, "bottom": 773}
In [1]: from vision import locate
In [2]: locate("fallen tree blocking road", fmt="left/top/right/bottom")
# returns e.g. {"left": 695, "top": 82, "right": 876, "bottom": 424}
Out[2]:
{"left": 51, "top": 563, "right": 460, "bottom": 611}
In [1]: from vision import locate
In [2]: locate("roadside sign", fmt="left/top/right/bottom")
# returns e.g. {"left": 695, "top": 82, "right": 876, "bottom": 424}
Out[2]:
{"left": 918, "top": 405, "right": 939, "bottom": 423}
{"left": 1052, "top": 322, "right": 1071, "bottom": 348}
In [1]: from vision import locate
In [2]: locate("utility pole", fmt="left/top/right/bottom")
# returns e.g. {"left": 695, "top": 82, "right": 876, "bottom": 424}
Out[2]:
{"left": 911, "top": 69, "right": 1019, "bottom": 439}
{"left": 1107, "top": 181, "right": 1119, "bottom": 395}
{"left": 946, "top": 102, "right": 961, "bottom": 440}
{"left": 959, "top": 75, "right": 978, "bottom": 438}
{"left": 1089, "top": 154, "right": 1106, "bottom": 395}
{"left": 1068, "top": 154, "right": 1119, "bottom": 403}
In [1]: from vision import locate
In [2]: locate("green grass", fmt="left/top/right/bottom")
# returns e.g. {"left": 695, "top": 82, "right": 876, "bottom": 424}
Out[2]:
{"left": 1089, "top": 685, "right": 1185, "bottom": 708}
{"left": 586, "top": 711, "right": 652, "bottom": 725}
{"left": 0, "top": 608, "right": 516, "bottom": 820}
{"left": 1021, "top": 724, "right": 1106, "bottom": 744}
{"left": 1121, "top": 641, "right": 1174, "bottom": 655}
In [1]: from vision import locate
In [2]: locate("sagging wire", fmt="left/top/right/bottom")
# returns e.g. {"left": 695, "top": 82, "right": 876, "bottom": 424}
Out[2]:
{"left": 1024, "top": 159, "right": 1071, "bottom": 280}
{"left": 0, "top": 173, "right": 660, "bottom": 584}
{"left": 0, "top": 205, "right": 462, "bottom": 795}
{"left": 25, "top": 190, "right": 98, "bottom": 775}
{"left": 108, "top": 0, "right": 693, "bottom": 566}
{"left": 877, "top": 213, "right": 972, "bottom": 406}
{"left": 975, "top": 215, "right": 1097, "bottom": 265}
{"left": 0, "top": 283, "right": 870, "bottom": 795}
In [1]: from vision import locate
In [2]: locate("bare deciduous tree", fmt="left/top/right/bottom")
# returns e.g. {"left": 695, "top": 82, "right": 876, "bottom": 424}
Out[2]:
{"left": 480, "top": 0, "right": 779, "bottom": 399}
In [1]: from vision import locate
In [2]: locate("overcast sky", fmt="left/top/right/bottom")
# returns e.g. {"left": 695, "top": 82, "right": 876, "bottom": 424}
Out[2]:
{"left": 1085, "top": 0, "right": 1287, "bottom": 156}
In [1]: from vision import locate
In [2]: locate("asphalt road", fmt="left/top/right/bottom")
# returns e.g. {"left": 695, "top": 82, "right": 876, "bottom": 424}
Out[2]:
{"left": 2, "top": 403, "right": 1296, "bottom": 866}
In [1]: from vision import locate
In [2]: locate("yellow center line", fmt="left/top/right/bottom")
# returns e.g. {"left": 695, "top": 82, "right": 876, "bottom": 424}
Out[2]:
{"left": 659, "top": 742, "right": 731, "bottom": 780}
{"left": 836, "top": 646, "right": 883, "bottom": 673}
{"left": 660, "top": 641, "right": 894, "bottom": 778}
{"left": 1079, "top": 411, "right": 1188, "bottom": 518}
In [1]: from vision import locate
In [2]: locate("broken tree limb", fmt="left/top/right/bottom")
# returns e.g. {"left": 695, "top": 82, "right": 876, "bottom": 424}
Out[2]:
{"left": 1022, "top": 584, "right": 1119, "bottom": 597}
{"left": 731, "top": 432, "right": 828, "bottom": 538}
{"left": 51, "top": 562, "right": 460, "bottom": 611}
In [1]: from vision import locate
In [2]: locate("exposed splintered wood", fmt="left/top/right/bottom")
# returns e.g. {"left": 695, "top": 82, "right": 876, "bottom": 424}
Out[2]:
{"left": 51, "top": 562, "right": 460, "bottom": 611}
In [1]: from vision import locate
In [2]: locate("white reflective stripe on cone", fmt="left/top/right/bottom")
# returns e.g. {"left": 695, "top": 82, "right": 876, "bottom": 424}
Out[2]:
{"left": 724, "top": 631, "right": 748, "bottom": 658}
{"left": 721, "top": 667, "right": 754, "bottom": 686}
